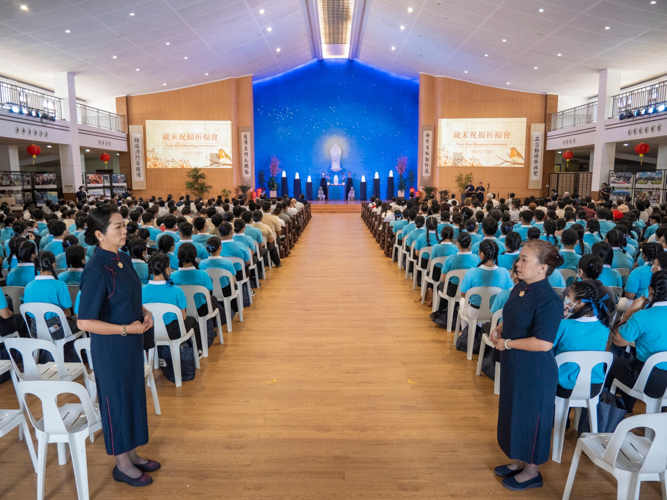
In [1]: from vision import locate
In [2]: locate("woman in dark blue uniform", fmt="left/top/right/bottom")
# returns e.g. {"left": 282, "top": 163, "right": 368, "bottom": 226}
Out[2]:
{"left": 77, "top": 204, "right": 158, "bottom": 487}
{"left": 490, "top": 240, "right": 564, "bottom": 491}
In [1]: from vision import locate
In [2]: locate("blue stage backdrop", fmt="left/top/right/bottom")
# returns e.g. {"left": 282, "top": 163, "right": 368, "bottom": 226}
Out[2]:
{"left": 253, "top": 59, "right": 419, "bottom": 200}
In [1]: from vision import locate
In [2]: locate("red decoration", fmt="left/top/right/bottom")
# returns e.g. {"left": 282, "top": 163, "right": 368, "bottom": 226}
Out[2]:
{"left": 26, "top": 144, "right": 41, "bottom": 165}
{"left": 634, "top": 143, "right": 649, "bottom": 164}
{"left": 100, "top": 153, "right": 111, "bottom": 165}
{"left": 562, "top": 150, "right": 574, "bottom": 163}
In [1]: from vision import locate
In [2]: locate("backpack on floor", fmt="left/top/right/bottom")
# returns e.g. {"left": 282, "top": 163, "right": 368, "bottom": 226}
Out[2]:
{"left": 455, "top": 323, "right": 486, "bottom": 355}
{"left": 158, "top": 339, "right": 196, "bottom": 384}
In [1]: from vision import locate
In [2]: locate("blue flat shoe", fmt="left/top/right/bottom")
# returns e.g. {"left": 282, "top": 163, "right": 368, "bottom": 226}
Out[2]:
{"left": 502, "top": 472, "right": 543, "bottom": 491}
{"left": 494, "top": 465, "right": 523, "bottom": 477}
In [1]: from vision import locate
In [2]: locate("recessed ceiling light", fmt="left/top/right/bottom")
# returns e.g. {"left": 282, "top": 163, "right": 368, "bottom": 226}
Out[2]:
{"left": 558, "top": 151, "right": 562, "bottom": 154}
{"left": 166, "top": 42, "right": 170, "bottom": 45}
{"left": 507, "top": 82, "right": 510, "bottom": 85}
{"left": 624, "top": 143, "right": 629, "bottom": 146}
{"left": 85, "top": 149, "right": 90, "bottom": 152}
{"left": 20, "top": 5, "right": 28, "bottom": 11}
{"left": 129, "top": 12, "right": 134, "bottom": 16}
{"left": 184, "top": 56, "right": 188, "bottom": 59}
{"left": 47, "top": 145, "right": 52, "bottom": 148}
{"left": 605, "top": 26, "right": 610, "bottom": 30}
{"left": 534, "top": 66, "right": 538, "bottom": 69}
{"left": 276, "top": 48, "right": 280, "bottom": 52}
{"left": 400, "top": 25, "right": 405, "bottom": 30}
{"left": 259, "top": 9, "right": 264, "bottom": 14}
{"left": 484, "top": 53, "right": 488, "bottom": 57}
{"left": 651, "top": 1, "right": 657, "bottom": 4}
{"left": 408, "top": 7, "right": 413, "bottom": 13}
{"left": 136, "top": 68, "right": 140, "bottom": 71}
{"left": 65, "top": 30, "right": 70, "bottom": 33}
{"left": 539, "top": 8, "right": 544, "bottom": 12}
{"left": 112, "top": 55, "right": 117, "bottom": 59}
{"left": 391, "top": 46, "right": 396, "bottom": 51}
{"left": 163, "top": 83, "right": 167, "bottom": 86}
{"left": 557, "top": 53, "right": 562, "bottom": 56}
{"left": 502, "top": 39, "right": 507, "bottom": 42}
{"left": 267, "top": 27, "right": 272, "bottom": 32}
{"left": 117, "top": 153, "right": 120, "bottom": 156}
{"left": 464, "top": 70, "right": 468, "bottom": 73}
{"left": 205, "top": 73, "right": 209, "bottom": 75}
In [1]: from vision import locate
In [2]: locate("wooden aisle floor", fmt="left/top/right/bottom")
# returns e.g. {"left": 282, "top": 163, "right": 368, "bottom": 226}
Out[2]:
{"left": 0, "top": 213, "right": 663, "bottom": 499}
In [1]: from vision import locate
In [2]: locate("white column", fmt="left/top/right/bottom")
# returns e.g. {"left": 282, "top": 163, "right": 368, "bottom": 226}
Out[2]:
{"left": 656, "top": 144, "right": 667, "bottom": 171}
{"left": 54, "top": 72, "right": 81, "bottom": 194}
{"left": 591, "top": 69, "right": 621, "bottom": 192}
{"left": 0, "top": 145, "right": 20, "bottom": 171}
{"left": 589, "top": 151, "right": 594, "bottom": 172}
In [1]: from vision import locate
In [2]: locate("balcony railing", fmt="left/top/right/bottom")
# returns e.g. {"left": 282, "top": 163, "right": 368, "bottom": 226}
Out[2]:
{"left": 548, "top": 102, "right": 597, "bottom": 131}
{"left": 612, "top": 81, "right": 667, "bottom": 117}
{"left": 76, "top": 104, "right": 126, "bottom": 133}
{"left": 0, "top": 81, "right": 62, "bottom": 120}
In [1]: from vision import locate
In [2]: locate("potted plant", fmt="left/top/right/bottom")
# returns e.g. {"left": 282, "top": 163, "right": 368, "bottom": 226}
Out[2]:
{"left": 237, "top": 184, "right": 251, "bottom": 201}
{"left": 268, "top": 156, "right": 281, "bottom": 198}
{"left": 438, "top": 189, "right": 450, "bottom": 202}
{"left": 455, "top": 172, "right": 474, "bottom": 199}
{"left": 423, "top": 186, "right": 437, "bottom": 197}
{"left": 396, "top": 156, "right": 408, "bottom": 197}
{"left": 257, "top": 170, "right": 266, "bottom": 191}
{"left": 221, "top": 188, "right": 231, "bottom": 199}
{"left": 185, "top": 167, "right": 212, "bottom": 198}
{"left": 407, "top": 169, "right": 415, "bottom": 190}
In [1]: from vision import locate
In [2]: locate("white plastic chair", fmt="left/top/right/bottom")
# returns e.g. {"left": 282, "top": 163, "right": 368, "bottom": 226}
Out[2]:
{"left": 562, "top": 413, "right": 667, "bottom": 500}
{"left": 20, "top": 303, "right": 84, "bottom": 361}
{"left": 557, "top": 268, "right": 578, "bottom": 287}
{"left": 404, "top": 241, "right": 417, "bottom": 279}
{"left": 611, "top": 351, "right": 667, "bottom": 439}
{"left": 412, "top": 246, "right": 432, "bottom": 291}
{"left": 143, "top": 303, "right": 200, "bottom": 388}
{"left": 254, "top": 241, "right": 266, "bottom": 280}
{"left": 392, "top": 229, "right": 403, "bottom": 265}
{"left": 616, "top": 267, "right": 631, "bottom": 287}
{"left": 610, "top": 286, "right": 624, "bottom": 302}
{"left": 552, "top": 287, "right": 565, "bottom": 297}
{"left": 3, "top": 285, "right": 25, "bottom": 315}
{"left": 454, "top": 286, "right": 503, "bottom": 360}
{"left": 221, "top": 256, "right": 252, "bottom": 305}
{"left": 5, "top": 338, "right": 83, "bottom": 382}
{"left": 179, "top": 284, "right": 224, "bottom": 357}
{"left": 433, "top": 269, "right": 469, "bottom": 331}
{"left": 476, "top": 309, "right": 503, "bottom": 395}
{"left": 552, "top": 351, "right": 614, "bottom": 463}
{"left": 205, "top": 268, "right": 243, "bottom": 331}
{"left": 19, "top": 379, "right": 102, "bottom": 500}
{"left": 421, "top": 256, "right": 447, "bottom": 304}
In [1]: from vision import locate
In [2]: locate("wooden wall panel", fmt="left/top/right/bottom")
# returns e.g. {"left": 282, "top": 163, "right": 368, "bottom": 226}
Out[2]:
{"left": 116, "top": 76, "right": 253, "bottom": 200}
{"left": 421, "top": 74, "right": 557, "bottom": 199}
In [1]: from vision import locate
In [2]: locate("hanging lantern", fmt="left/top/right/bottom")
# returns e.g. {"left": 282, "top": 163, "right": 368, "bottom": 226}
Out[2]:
{"left": 562, "top": 150, "right": 574, "bottom": 163}
{"left": 634, "top": 143, "right": 649, "bottom": 165}
{"left": 26, "top": 144, "right": 41, "bottom": 165}
{"left": 100, "top": 152, "right": 111, "bottom": 165}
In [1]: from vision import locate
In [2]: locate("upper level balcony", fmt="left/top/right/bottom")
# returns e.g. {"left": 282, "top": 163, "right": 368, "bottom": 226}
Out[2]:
{"left": 548, "top": 102, "right": 597, "bottom": 132}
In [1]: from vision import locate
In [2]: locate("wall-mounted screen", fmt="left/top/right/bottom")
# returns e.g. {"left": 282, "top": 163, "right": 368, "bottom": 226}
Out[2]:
{"left": 146, "top": 120, "right": 233, "bottom": 169}
{"left": 437, "top": 118, "right": 527, "bottom": 167}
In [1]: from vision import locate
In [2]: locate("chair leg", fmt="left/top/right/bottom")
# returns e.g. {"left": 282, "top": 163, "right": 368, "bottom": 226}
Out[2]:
{"left": 191, "top": 338, "right": 200, "bottom": 369}
{"left": 447, "top": 300, "right": 455, "bottom": 332}
{"left": 22, "top": 418, "right": 38, "bottom": 473}
{"left": 562, "top": 443, "right": 582, "bottom": 500}
{"left": 36, "top": 436, "right": 47, "bottom": 500}
{"left": 588, "top": 396, "right": 599, "bottom": 433}
{"left": 659, "top": 471, "right": 666, "bottom": 500}
{"left": 216, "top": 312, "right": 224, "bottom": 344}
{"left": 475, "top": 339, "right": 486, "bottom": 376}
{"left": 236, "top": 295, "right": 244, "bottom": 321}
{"left": 171, "top": 343, "right": 182, "bottom": 387}
{"left": 552, "top": 397, "right": 569, "bottom": 463}
{"left": 452, "top": 314, "right": 461, "bottom": 345}
{"left": 494, "top": 362, "right": 501, "bottom": 395}
{"left": 147, "top": 371, "right": 161, "bottom": 415}
{"left": 68, "top": 435, "right": 90, "bottom": 500}
{"left": 432, "top": 290, "right": 440, "bottom": 313}
{"left": 223, "top": 299, "right": 233, "bottom": 332}
{"left": 199, "top": 318, "right": 208, "bottom": 358}
{"left": 57, "top": 442, "right": 69, "bottom": 465}
{"left": 466, "top": 318, "right": 475, "bottom": 361}
{"left": 617, "top": 474, "right": 641, "bottom": 500}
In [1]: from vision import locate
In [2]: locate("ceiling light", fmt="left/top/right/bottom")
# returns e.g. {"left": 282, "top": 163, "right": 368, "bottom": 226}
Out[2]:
{"left": 129, "top": 12, "right": 134, "bottom": 16}
{"left": 166, "top": 42, "right": 170, "bottom": 45}
{"left": 539, "top": 8, "right": 544, "bottom": 12}
{"left": 391, "top": 46, "right": 396, "bottom": 51}
{"left": 464, "top": 70, "right": 468, "bottom": 73}
{"left": 534, "top": 66, "right": 538, "bottom": 69}
{"left": 604, "top": 26, "right": 610, "bottom": 30}
{"left": 651, "top": 1, "right": 656, "bottom": 4}
{"left": 507, "top": 82, "right": 510, "bottom": 85}
{"left": 557, "top": 53, "right": 562, "bottom": 56}
{"left": 85, "top": 149, "right": 90, "bottom": 152}
{"left": 117, "top": 153, "right": 120, "bottom": 156}
{"left": 205, "top": 72, "right": 209, "bottom": 75}
{"left": 136, "top": 68, "right": 140, "bottom": 71}
{"left": 163, "top": 83, "right": 167, "bottom": 86}
{"left": 276, "top": 48, "right": 280, "bottom": 52}
{"left": 20, "top": 5, "right": 28, "bottom": 11}
{"left": 184, "top": 56, "right": 188, "bottom": 59}
{"left": 558, "top": 151, "right": 562, "bottom": 154}
{"left": 502, "top": 38, "right": 507, "bottom": 42}
{"left": 408, "top": 7, "right": 413, "bottom": 13}
{"left": 47, "top": 145, "right": 52, "bottom": 148}
{"left": 65, "top": 30, "right": 70, "bottom": 33}
{"left": 624, "top": 143, "right": 629, "bottom": 146}
{"left": 259, "top": 9, "right": 264, "bottom": 14}
{"left": 267, "top": 27, "right": 272, "bottom": 32}
{"left": 484, "top": 53, "right": 488, "bottom": 57}
{"left": 400, "top": 25, "right": 405, "bottom": 30}
{"left": 112, "top": 55, "right": 117, "bottom": 59}
{"left": 658, "top": 103, "right": 666, "bottom": 112}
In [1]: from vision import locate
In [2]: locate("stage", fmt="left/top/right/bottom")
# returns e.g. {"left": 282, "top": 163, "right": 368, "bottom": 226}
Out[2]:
{"left": 309, "top": 200, "right": 363, "bottom": 213}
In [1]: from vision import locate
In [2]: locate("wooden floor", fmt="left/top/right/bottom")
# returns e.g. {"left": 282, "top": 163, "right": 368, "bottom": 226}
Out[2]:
{"left": 0, "top": 213, "right": 662, "bottom": 499}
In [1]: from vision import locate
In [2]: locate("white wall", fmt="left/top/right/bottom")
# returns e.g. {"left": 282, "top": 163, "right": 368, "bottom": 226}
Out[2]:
{"left": 85, "top": 98, "right": 118, "bottom": 114}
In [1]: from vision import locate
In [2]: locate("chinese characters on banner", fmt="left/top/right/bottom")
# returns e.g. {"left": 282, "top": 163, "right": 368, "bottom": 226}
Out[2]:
{"left": 421, "top": 127, "right": 434, "bottom": 178}
{"left": 240, "top": 129, "right": 253, "bottom": 179}
{"left": 530, "top": 130, "right": 544, "bottom": 183}
{"left": 131, "top": 133, "right": 145, "bottom": 183}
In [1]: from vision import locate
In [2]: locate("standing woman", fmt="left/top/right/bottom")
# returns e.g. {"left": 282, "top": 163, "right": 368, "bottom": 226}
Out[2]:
{"left": 490, "top": 240, "right": 564, "bottom": 491}
{"left": 76, "top": 205, "right": 158, "bottom": 487}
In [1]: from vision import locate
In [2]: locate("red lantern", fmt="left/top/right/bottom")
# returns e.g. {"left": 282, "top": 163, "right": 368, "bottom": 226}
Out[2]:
{"left": 100, "top": 153, "right": 111, "bottom": 165}
{"left": 634, "top": 143, "right": 649, "bottom": 165}
{"left": 562, "top": 150, "right": 574, "bottom": 163}
{"left": 26, "top": 144, "right": 41, "bottom": 165}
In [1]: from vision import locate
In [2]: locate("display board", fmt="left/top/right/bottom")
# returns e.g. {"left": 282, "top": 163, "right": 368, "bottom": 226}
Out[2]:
{"left": 634, "top": 171, "right": 664, "bottom": 205}
{"left": 33, "top": 173, "right": 57, "bottom": 189}
{"left": 145, "top": 120, "right": 233, "bottom": 169}
{"left": 437, "top": 118, "right": 527, "bottom": 167}
{"left": 609, "top": 171, "right": 633, "bottom": 202}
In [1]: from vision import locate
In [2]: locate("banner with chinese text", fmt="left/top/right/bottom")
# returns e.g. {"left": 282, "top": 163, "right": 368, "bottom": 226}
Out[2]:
{"left": 128, "top": 124, "right": 146, "bottom": 190}
{"left": 437, "top": 118, "right": 527, "bottom": 167}
{"left": 239, "top": 127, "right": 253, "bottom": 180}
{"left": 421, "top": 126, "right": 434, "bottom": 179}
{"left": 145, "top": 120, "right": 232, "bottom": 169}
{"left": 529, "top": 123, "right": 545, "bottom": 189}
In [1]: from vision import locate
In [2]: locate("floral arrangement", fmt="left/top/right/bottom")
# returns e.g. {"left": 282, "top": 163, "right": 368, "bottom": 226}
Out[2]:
{"left": 396, "top": 155, "right": 408, "bottom": 191}
{"left": 268, "top": 156, "right": 281, "bottom": 191}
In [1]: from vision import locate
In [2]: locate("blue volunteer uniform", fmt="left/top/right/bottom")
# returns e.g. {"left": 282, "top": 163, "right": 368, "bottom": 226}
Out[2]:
{"left": 170, "top": 267, "right": 214, "bottom": 309}
{"left": 553, "top": 317, "right": 609, "bottom": 390}
{"left": 142, "top": 280, "right": 187, "bottom": 327}
{"left": 58, "top": 269, "right": 83, "bottom": 285}
{"left": 6, "top": 263, "right": 36, "bottom": 287}
{"left": 199, "top": 256, "right": 236, "bottom": 289}
{"left": 132, "top": 259, "right": 149, "bottom": 285}
{"left": 459, "top": 265, "right": 513, "bottom": 307}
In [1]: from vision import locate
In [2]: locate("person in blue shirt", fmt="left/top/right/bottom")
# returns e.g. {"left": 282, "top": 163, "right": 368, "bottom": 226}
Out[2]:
{"left": 404, "top": 215, "right": 426, "bottom": 260}
{"left": 497, "top": 220, "right": 514, "bottom": 244}
{"left": 5, "top": 220, "right": 31, "bottom": 256}
{"left": 7, "top": 240, "right": 37, "bottom": 287}
{"left": 58, "top": 244, "right": 86, "bottom": 286}
{"left": 141, "top": 211, "right": 162, "bottom": 243}
{"left": 513, "top": 210, "right": 534, "bottom": 241}
{"left": 625, "top": 243, "right": 662, "bottom": 300}
{"left": 33, "top": 209, "right": 47, "bottom": 234}
{"left": 591, "top": 242, "right": 624, "bottom": 288}
{"left": 232, "top": 219, "right": 257, "bottom": 258}
{"left": 200, "top": 236, "right": 238, "bottom": 298}
{"left": 462, "top": 218, "right": 482, "bottom": 245}
{"left": 429, "top": 226, "right": 458, "bottom": 282}
{"left": 398, "top": 209, "right": 417, "bottom": 244}
{"left": 615, "top": 223, "right": 637, "bottom": 259}
{"left": 55, "top": 235, "right": 80, "bottom": 270}
{"left": 471, "top": 218, "right": 505, "bottom": 255}
{"left": 570, "top": 224, "right": 591, "bottom": 255}
{"left": 558, "top": 229, "right": 582, "bottom": 271}
{"left": 584, "top": 219, "right": 603, "bottom": 247}
{"left": 608, "top": 271, "right": 667, "bottom": 412}
{"left": 126, "top": 237, "right": 149, "bottom": 285}
{"left": 434, "top": 232, "right": 481, "bottom": 307}
{"left": 415, "top": 217, "right": 441, "bottom": 261}
{"left": 23, "top": 251, "right": 79, "bottom": 340}
{"left": 498, "top": 232, "right": 521, "bottom": 271}
{"left": 606, "top": 229, "right": 633, "bottom": 270}
{"left": 175, "top": 222, "right": 208, "bottom": 262}
{"left": 191, "top": 217, "right": 212, "bottom": 246}
{"left": 44, "top": 220, "right": 68, "bottom": 256}
{"left": 3, "top": 235, "right": 31, "bottom": 272}
{"left": 526, "top": 227, "right": 541, "bottom": 242}
{"left": 155, "top": 215, "right": 181, "bottom": 246}
{"left": 459, "top": 240, "right": 513, "bottom": 308}
{"left": 643, "top": 215, "right": 661, "bottom": 241}
{"left": 157, "top": 234, "right": 178, "bottom": 270}
{"left": 0, "top": 215, "right": 16, "bottom": 242}
{"left": 539, "top": 218, "right": 560, "bottom": 249}
{"left": 555, "top": 281, "right": 611, "bottom": 398}
{"left": 241, "top": 211, "right": 266, "bottom": 262}
{"left": 143, "top": 253, "right": 201, "bottom": 348}
{"left": 490, "top": 262, "right": 519, "bottom": 317}
{"left": 71, "top": 216, "right": 88, "bottom": 247}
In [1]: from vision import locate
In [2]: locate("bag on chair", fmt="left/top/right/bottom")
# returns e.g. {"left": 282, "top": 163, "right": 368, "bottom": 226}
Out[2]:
{"left": 158, "top": 339, "right": 196, "bottom": 384}
{"left": 424, "top": 288, "right": 433, "bottom": 307}
{"left": 577, "top": 389, "right": 627, "bottom": 435}
{"left": 455, "top": 323, "right": 485, "bottom": 355}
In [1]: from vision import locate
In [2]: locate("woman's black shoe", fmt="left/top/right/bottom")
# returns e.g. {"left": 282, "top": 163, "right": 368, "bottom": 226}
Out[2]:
{"left": 113, "top": 466, "right": 153, "bottom": 487}
{"left": 502, "top": 473, "right": 543, "bottom": 491}
{"left": 134, "top": 460, "right": 161, "bottom": 473}
{"left": 494, "top": 465, "right": 523, "bottom": 477}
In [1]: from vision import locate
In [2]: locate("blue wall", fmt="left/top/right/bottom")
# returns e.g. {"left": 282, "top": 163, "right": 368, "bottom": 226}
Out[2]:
{"left": 253, "top": 59, "right": 419, "bottom": 199}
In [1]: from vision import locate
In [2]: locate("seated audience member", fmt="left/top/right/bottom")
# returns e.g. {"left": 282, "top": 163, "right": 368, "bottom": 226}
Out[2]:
{"left": 157, "top": 234, "right": 178, "bottom": 270}
{"left": 591, "top": 242, "right": 624, "bottom": 288}
{"left": 513, "top": 210, "right": 534, "bottom": 241}
{"left": 217, "top": 222, "right": 252, "bottom": 288}
{"left": 471, "top": 217, "right": 505, "bottom": 255}
{"left": 44, "top": 220, "right": 68, "bottom": 256}
{"left": 609, "top": 271, "right": 667, "bottom": 412}
{"left": 526, "top": 227, "right": 541, "bottom": 241}
{"left": 191, "top": 217, "right": 211, "bottom": 246}
{"left": 58, "top": 244, "right": 86, "bottom": 286}
{"left": 575, "top": 254, "right": 617, "bottom": 313}
{"left": 155, "top": 215, "right": 181, "bottom": 245}
{"left": 605, "top": 228, "right": 633, "bottom": 270}
{"left": 125, "top": 237, "right": 149, "bottom": 285}
{"left": 141, "top": 212, "right": 162, "bottom": 242}
{"left": 55, "top": 235, "right": 80, "bottom": 270}
{"left": 625, "top": 243, "right": 662, "bottom": 300}
{"left": 558, "top": 229, "right": 581, "bottom": 271}
{"left": 459, "top": 240, "right": 513, "bottom": 307}
{"left": 7, "top": 240, "right": 37, "bottom": 287}
{"left": 498, "top": 232, "right": 521, "bottom": 271}
{"left": 200, "top": 236, "right": 238, "bottom": 299}
{"left": 428, "top": 226, "right": 458, "bottom": 283}
{"left": 252, "top": 211, "right": 281, "bottom": 267}
{"left": 434, "top": 232, "right": 481, "bottom": 304}
{"left": 175, "top": 222, "right": 208, "bottom": 261}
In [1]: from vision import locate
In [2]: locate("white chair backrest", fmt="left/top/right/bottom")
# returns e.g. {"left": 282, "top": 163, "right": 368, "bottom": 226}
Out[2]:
{"left": 20, "top": 303, "right": 72, "bottom": 342}
{"left": 609, "top": 286, "right": 623, "bottom": 301}
{"left": 427, "top": 256, "right": 447, "bottom": 276}
{"left": 4, "top": 338, "right": 70, "bottom": 381}
{"left": 222, "top": 257, "right": 247, "bottom": 279}
{"left": 555, "top": 351, "right": 614, "bottom": 400}
{"left": 442, "top": 269, "right": 469, "bottom": 299}
{"left": 179, "top": 285, "right": 213, "bottom": 319}
{"left": 3, "top": 286, "right": 25, "bottom": 315}
{"left": 552, "top": 287, "right": 565, "bottom": 297}
{"left": 418, "top": 246, "right": 432, "bottom": 268}
{"left": 632, "top": 351, "right": 667, "bottom": 396}
{"left": 463, "top": 286, "right": 503, "bottom": 323}
{"left": 73, "top": 337, "right": 94, "bottom": 376}
{"left": 395, "top": 229, "right": 403, "bottom": 239}
{"left": 204, "top": 268, "right": 237, "bottom": 298}
{"left": 18, "top": 380, "right": 99, "bottom": 436}
{"left": 490, "top": 309, "right": 503, "bottom": 331}
{"left": 143, "top": 303, "right": 187, "bottom": 342}
{"left": 557, "top": 269, "right": 577, "bottom": 287}
{"left": 600, "top": 413, "right": 667, "bottom": 474}
{"left": 616, "top": 267, "right": 631, "bottom": 286}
